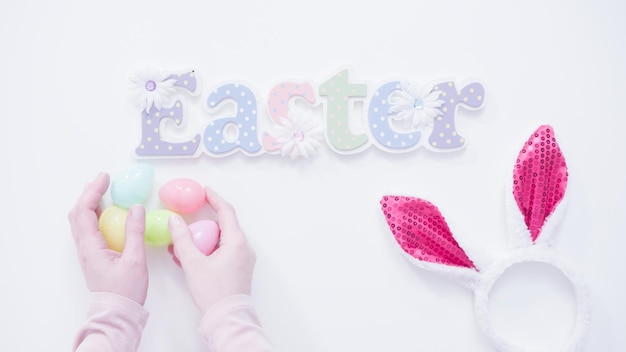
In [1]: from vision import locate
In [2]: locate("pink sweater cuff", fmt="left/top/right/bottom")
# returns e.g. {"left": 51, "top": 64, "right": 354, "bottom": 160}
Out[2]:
{"left": 199, "top": 294, "right": 273, "bottom": 352}
{"left": 73, "top": 292, "right": 149, "bottom": 352}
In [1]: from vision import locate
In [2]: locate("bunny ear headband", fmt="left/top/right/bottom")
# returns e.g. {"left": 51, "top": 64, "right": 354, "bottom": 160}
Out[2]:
{"left": 380, "top": 125, "right": 591, "bottom": 352}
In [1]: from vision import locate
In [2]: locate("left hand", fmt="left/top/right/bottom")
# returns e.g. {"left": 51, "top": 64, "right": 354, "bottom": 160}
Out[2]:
{"left": 68, "top": 173, "right": 149, "bottom": 305}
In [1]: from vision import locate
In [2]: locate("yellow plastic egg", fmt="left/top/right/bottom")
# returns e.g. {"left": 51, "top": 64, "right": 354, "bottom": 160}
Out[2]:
{"left": 98, "top": 206, "right": 128, "bottom": 252}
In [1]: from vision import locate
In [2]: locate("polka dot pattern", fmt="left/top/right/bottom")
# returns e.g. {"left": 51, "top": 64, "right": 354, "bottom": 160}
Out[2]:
{"left": 170, "top": 71, "right": 198, "bottom": 94}
{"left": 135, "top": 100, "right": 201, "bottom": 156}
{"left": 319, "top": 70, "right": 368, "bottom": 152}
{"left": 513, "top": 125, "right": 567, "bottom": 242}
{"left": 368, "top": 81, "right": 421, "bottom": 150}
{"left": 267, "top": 81, "right": 315, "bottom": 121}
{"left": 263, "top": 81, "right": 316, "bottom": 151}
{"left": 429, "top": 82, "right": 485, "bottom": 149}
{"left": 204, "top": 83, "right": 261, "bottom": 155}
{"left": 381, "top": 196, "right": 476, "bottom": 269}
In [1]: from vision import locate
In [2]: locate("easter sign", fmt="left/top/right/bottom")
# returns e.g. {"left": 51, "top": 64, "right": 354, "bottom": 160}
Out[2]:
{"left": 132, "top": 69, "right": 486, "bottom": 159}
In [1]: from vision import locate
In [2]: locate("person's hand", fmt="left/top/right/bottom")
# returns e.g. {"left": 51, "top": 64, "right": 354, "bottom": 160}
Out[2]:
{"left": 68, "top": 173, "right": 149, "bottom": 305}
{"left": 168, "top": 187, "right": 256, "bottom": 315}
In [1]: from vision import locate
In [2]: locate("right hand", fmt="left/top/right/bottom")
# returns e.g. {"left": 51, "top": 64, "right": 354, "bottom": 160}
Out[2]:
{"left": 168, "top": 187, "right": 257, "bottom": 315}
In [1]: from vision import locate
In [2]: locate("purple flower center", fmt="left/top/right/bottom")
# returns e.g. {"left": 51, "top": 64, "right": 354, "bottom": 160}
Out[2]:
{"left": 145, "top": 80, "right": 157, "bottom": 92}
{"left": 292, "top": 130, "right": 305, "bottom": 141}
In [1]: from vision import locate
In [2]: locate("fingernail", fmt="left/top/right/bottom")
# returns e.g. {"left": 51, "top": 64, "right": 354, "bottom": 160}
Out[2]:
{"left": 169, "top": 215, "right": 181, "bottom": 228}
{"left": 129, "top": 205, "right": 144, "bottom": 219}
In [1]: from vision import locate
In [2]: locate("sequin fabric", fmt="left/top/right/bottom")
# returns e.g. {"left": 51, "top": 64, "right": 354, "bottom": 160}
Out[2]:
{"left": 380, "top": 196, "right": 476, "bottom": 269}
{"left": 513, "top": 125, "right": 568, "bottom": 242}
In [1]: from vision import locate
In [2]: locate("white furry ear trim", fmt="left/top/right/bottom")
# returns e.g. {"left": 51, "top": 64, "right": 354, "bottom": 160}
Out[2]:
{"left": 402, "top": 253, "right": 481, "bottom": 290}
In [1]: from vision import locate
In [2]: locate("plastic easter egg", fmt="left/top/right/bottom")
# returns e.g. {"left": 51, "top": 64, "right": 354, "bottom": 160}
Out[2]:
{"left": 159, "top": 178, "right": 205, "bottom": 214}
{"left": 188, "top": 220, "right": 220, "bottom": 255}
{"left": 111, "top": 164, "right": 154, "bottom": 208}
{"left": 145, "top": 209, "right": 177, "bottom": 246}
{"left": 98, "top": 206, "right": 128, "bottom": 252}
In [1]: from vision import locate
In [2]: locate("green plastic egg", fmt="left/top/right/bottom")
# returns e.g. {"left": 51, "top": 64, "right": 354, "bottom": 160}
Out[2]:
{"left": 145, "top": 209, "right": 177, "bottom": 246}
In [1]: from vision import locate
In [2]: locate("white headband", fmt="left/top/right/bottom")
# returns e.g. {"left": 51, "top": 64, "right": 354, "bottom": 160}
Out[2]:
{"left": 380, "top": 125, "right": 591, "bottom": 352}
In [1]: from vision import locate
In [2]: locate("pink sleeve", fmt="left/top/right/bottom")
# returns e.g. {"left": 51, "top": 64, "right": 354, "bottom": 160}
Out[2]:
{"left": 199, "top": 294, "right": 274, "bottom": 352}
{"left": 73, "top": 292, "right": 149, "bottom": 352}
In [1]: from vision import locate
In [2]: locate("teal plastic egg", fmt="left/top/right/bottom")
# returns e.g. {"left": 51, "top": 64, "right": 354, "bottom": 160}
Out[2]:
{"left": 111, "top": 164, "right": 154, "bottom": 208}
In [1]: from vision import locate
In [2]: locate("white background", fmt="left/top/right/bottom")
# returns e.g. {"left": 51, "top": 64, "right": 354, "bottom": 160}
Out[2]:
{"left": 1, "top": 0, "right": 625, "bottom": 351}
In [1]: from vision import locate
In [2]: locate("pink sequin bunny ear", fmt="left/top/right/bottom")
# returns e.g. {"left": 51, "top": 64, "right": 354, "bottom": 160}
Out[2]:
{"left": 380, "top": 125, "right": 569, "bottom": 275}
{"left": 380, "top": 196, "right": 480, "bottom": 288}
{"left": 508, "top": 125, "right": 568, "bottom": 247}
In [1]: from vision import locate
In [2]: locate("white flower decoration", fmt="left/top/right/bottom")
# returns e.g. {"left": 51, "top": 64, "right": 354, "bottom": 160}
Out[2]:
{"left": 130, "top": 69, "right": 177, "bottom": 113}
{"left": 387, "top": 82, "right": 444, "bottom": 130}
{"left": 273, "top": 108, "right": 324, "bottom": 159}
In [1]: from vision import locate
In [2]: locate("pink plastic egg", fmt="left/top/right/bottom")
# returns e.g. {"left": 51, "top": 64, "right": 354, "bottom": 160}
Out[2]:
{"left": 188, "top": 220, "right": 220, "bottom": 255}
{"left": 159, "top": 178, "right": 206, "bottom": 214}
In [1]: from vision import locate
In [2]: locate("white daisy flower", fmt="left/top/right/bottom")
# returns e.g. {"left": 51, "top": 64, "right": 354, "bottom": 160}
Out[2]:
{"left": 130, "top": 69, "right": 177, "bottom": 113}
{"left": 273, "top": 108, "right": 324, "bottom": 159}
{"left": 387, "top": 82, "right": 444, "bottom": 130}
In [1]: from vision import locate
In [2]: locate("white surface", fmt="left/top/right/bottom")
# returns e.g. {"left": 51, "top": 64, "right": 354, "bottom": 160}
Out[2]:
{"left": 1, "top": 0, "right": 624, "bottom": 351}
